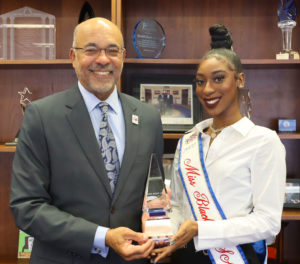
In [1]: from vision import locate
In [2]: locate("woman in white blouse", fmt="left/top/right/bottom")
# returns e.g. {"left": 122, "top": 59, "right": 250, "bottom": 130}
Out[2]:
{"left": 152, "top": 25, "right": 286, "bottom": 264}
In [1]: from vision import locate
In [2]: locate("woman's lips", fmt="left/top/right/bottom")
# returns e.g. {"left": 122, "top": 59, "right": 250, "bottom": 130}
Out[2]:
{"left": 204, "top": 97, "right": 221, "bottom": 109}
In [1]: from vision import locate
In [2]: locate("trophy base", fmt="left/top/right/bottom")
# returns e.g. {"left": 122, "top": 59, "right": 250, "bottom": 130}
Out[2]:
{"left": 144, "top": 218, "right": 173, "bottom": 247}
{"left": 276, "top": 51, "right": 300, "bottom": 60}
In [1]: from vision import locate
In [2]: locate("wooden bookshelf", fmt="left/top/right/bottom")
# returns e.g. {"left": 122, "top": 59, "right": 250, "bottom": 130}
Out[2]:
{"left": 0, "top": 0, "right": 300, "bottom": 263}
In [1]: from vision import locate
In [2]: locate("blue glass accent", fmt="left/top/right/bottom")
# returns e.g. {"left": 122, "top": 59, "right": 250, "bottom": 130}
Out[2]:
{"left": 149, "top": 208, "right": 166, "bottom": 217}
{"left": 277, "top": 0, "right": 297, "bottom": 21}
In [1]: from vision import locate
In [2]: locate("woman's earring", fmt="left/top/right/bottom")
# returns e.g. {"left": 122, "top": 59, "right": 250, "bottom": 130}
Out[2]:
{"left": 238, "top": 87, "right": 252, "bottom": 119}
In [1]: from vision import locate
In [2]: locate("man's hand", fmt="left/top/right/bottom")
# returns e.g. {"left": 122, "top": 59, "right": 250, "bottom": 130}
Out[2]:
{"left": 105, "top": 227, "right": 155, "bottom": 261}
{"left": 151, "top": 219, "right": 198, "bottom": 263}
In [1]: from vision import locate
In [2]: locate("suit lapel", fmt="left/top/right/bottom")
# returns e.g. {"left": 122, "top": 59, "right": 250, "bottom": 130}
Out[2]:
{"left": 112, "top": 93, "right": 140, "bottom": 203}
{"left": 64, "top": 86, "right": 113, "bottom": 198}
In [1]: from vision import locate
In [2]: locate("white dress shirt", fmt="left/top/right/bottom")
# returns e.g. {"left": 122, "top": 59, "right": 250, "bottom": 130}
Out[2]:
{"left": 78, "top": 81, "right": 125, "bottom": 164}
{"left": 170, "top": 117, "right": 286, "bottom": 251}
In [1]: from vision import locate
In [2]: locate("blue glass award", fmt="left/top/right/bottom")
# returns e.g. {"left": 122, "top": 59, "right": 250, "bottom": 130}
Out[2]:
{"left": 132, "top": 19, "right": 166, "bottom": 58}
{"left": 276, "top": 0, "right": 299, "bottom": 59}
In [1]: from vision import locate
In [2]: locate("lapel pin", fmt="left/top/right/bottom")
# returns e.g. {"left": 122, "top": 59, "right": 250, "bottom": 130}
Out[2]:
{"left": 132, "top": 114, "right": 139, "bottom": 125}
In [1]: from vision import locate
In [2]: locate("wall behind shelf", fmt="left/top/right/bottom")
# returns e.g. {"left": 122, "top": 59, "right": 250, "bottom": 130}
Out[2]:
{"left": 0, "top": 65, "right": 77, "bottom": 143}
{"left": 122, "top": 0, "right": 300, "bottom": 59}
{"left": 245, "top": 67, "right": 300, "bottom": 131}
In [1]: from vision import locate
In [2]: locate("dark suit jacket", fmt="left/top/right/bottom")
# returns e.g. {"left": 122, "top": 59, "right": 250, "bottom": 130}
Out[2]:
{"left": 10, "top": 85, "right": 164, "bottom": 264}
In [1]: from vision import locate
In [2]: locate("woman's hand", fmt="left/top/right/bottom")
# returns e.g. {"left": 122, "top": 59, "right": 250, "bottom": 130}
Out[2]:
{"left": 151, "top": 219, "right": 198, "bottom": 263}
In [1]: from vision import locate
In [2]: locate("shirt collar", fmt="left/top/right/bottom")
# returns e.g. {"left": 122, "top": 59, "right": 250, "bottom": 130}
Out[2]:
{"left": 77, "top": 81, "right": 120, "bottom": 114}
{"left": 191, "top": 117, "right": 255, "bottom": 137}
{"left": 231, "top": 117, "right": 255, "bottom": 136}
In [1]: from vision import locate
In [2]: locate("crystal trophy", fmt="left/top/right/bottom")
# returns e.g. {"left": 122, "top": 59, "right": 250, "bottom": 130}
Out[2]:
{"left": 0, "top": 6, "right": 56, "bottom": 60}
{"left": 132, "top": 19, "right": 166, "bottom": 58}
{"left": 276, "top": 0, "right": 299, "bottom": 59}
{"left": 142, "top": 153, "right": 173, "bottom": 246}
{"left": 5, "top": 87, "right": 32, "bottom": 146}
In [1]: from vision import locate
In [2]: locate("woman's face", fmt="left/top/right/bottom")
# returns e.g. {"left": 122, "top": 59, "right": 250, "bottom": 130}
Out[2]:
{"left": 195, "top": 57, "right": 244, "bottom": 123}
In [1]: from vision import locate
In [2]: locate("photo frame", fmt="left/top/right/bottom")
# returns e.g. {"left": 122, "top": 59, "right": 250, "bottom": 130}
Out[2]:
{"left": 140, "top": 84, "right": 193, "bottom": 126}
{"left": 125, "top": 73, "right": 201, "bottom": 132}
{"left": 284, "top": 178, "right": 300, "bottom": 208}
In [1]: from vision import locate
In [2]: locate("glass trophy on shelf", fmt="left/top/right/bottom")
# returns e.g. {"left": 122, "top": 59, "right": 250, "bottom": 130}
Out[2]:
{"left": 132, "top": 19, "right": 166, "bottom": 58}
{"left": 276, "top": 0, "right": 299, "bottom": 60}
{"left": 5, "top": 87, "right": 32, "bottom": 146}
{"left": 0, "top": 6, "right": 56, "bottom": 60}
{"left": 142, "top": 153, "right": 173, "bottom": 247}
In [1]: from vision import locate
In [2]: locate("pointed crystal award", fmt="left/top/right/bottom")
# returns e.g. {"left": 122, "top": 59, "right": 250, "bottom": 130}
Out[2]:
{"left": 142, "top": 153, "right": 173, "bottom": 246}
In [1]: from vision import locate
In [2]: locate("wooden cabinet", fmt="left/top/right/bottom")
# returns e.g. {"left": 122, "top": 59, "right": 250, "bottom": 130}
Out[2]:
{"left": 1, "top": 0, "right": 300, "bottom": 263}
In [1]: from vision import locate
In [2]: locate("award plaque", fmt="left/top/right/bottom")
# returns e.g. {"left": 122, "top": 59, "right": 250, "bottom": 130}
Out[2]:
{"left": 0, "top": 6, "right": 55, "bottom": 60}
{"left": 5, "top": 87, "right": 32, "bottom": 146}
{"left": 132, "top": 19, "right": 166, "bottom": 58}
{"left": 276, "top": 0, "right": 299, "bottom": 59}
{"left": 142, "top": 153, "right": 173, "bottom": 246}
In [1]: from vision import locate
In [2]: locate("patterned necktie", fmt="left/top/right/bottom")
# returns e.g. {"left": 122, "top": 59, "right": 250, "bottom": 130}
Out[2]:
{"left": 98, "top": 102, "right": 120, "bottom": 193}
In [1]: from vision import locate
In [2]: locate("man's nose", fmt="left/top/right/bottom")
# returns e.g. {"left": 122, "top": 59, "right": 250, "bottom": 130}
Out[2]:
{"left": 95, "top": 49, "right": 110, "bottom": 64}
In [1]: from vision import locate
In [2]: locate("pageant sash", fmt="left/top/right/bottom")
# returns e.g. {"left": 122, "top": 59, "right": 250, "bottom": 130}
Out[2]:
{"left": 178, "top": 131, "right": 249, "bottom": 264}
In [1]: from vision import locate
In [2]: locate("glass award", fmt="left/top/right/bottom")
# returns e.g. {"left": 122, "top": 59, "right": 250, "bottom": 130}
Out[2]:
{"left": 5, "top": 87, "right": 32, "bottom": 146}
{"left": 0, "top": 6, "right": 56, "bottom": 60}
{"left": 142, "top": 153, "right": 173, "bottom": 246}
{"left": 132, "top": 19, "right": 166, "bottom": 58}
{"left": 276, "top": 0, "right": 299, "bottom": 59}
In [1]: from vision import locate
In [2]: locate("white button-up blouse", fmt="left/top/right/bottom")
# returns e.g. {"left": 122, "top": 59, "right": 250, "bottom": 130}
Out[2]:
{"left": 170, "top": 117, "right": 286, "bottom": 251}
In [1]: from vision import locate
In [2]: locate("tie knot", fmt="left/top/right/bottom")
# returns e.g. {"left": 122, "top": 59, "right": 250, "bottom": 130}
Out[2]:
{"left": 99, "top": 102, "right": 109, "bottom": 114}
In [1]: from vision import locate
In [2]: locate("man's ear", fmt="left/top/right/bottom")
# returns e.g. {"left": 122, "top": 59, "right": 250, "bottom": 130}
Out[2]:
{"left": 69, "top": 48, "right": 75, "bottom": 60}
{"left": 122, "top": 48, "right": 127, "bottom": 60}
{"left": 69, "top": 48, "right": 76, "bottom": 68}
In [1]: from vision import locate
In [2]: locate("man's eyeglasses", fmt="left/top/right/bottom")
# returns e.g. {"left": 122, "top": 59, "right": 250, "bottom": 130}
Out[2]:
{"left": 72, "top": 46, "right": 124, "bottom": 58}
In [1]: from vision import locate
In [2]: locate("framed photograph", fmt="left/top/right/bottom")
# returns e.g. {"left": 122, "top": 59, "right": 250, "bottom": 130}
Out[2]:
{"left": 125, "top": 73, "right": 202, "bottom": 132}
{"left": 162, "top": 154, "right": 174, "bottom": 190}
{"left": 140, "top": 84, "right": 193, "bottom": 125}
{"left": 284, "top": 179, "right": 300, "bottom": 208}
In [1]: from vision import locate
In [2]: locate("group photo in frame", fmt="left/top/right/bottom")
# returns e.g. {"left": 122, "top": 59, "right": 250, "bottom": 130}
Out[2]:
{"left": 284, "top": 178, "right": 300, "bottom": 208}
{"left": 140, "top": 84, "right": 193, "bottom": 125}
{"left": 124, "top": 73, "right": 201, "bottom": 132}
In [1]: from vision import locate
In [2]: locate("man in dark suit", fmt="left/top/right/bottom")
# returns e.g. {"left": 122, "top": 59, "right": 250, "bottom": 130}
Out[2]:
{"left": 10, "top": 17, "right": 163, "bottom": 264}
